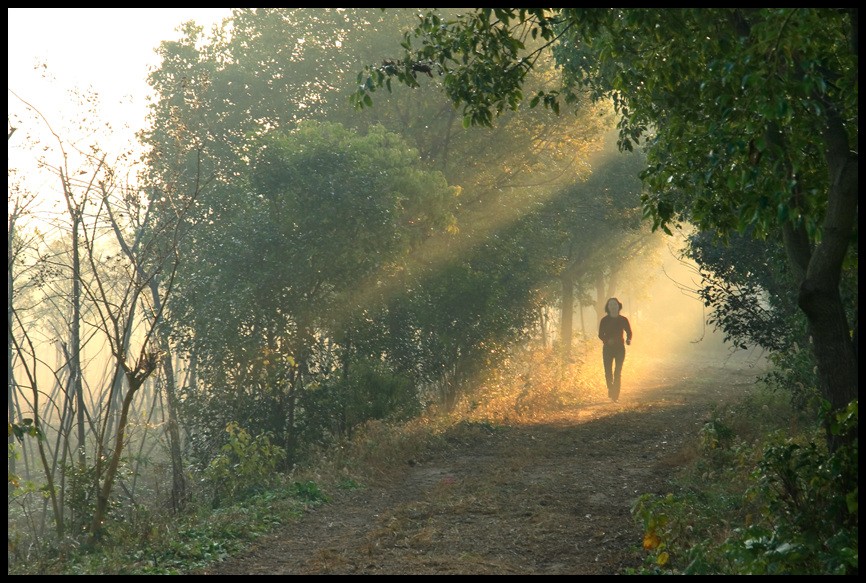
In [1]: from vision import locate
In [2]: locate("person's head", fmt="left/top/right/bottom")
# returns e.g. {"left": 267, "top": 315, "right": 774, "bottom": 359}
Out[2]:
{"left": 605, "top": 297, "right": 623, "bottom": 316}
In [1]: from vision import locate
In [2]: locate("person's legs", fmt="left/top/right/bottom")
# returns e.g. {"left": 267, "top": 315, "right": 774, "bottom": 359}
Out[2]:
{"left": 611, "top": 345, "right": 626, "bottom": 401}
{"left": 602, "top": 345, "right": 615, "bottom": 398}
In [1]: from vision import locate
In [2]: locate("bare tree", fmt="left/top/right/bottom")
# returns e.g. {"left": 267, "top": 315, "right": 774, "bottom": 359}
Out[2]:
{"left": 8, "top": 90, "right": 199, "bottom": 544}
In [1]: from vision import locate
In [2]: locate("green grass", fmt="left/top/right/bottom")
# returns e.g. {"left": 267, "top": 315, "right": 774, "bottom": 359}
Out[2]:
{"left": 8, "top": 482, "right": 325, "bottom": 575}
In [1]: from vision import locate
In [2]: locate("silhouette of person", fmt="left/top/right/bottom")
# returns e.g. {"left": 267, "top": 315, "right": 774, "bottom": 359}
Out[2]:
{"left": 598, "top": 297, "right": 632, "bottom": 402}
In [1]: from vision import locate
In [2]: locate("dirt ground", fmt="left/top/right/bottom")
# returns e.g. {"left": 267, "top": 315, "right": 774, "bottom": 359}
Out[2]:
{"left": 199, "top": 352, "right": 764, "bottom": 575}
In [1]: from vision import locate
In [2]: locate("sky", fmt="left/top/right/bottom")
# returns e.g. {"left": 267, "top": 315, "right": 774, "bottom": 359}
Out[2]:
{"left": 8, "top": 8, "right": 233, "bottom": 152}
{"left": 8, "top": 8, "right": 235, "bottom": 218}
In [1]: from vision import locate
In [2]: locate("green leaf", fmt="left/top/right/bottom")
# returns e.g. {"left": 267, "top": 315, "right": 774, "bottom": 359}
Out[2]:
{"left": 776, "top": 203, "right": 788, "bottom": 222}
{"left": 845, "top": 489, "right": 858, "bottom": 514}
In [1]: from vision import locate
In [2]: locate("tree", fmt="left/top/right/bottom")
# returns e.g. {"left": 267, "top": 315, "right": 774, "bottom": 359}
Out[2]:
{"left": 143, "top": 8, "right": 614, "bottom": 452}
{"left": 7, "top": 166, "right": 40, "bottom": 481}
{"left": 8, "top": 88, "right": 197, "bottom": 541}
{"left": 686, "top": 229, "right": 802, "bottom": 353}
{"left": 168, "top": 122, "right": 457, "bottom": 463}
{"left": 354, "top": 8, "right": 858, "bottom": 414}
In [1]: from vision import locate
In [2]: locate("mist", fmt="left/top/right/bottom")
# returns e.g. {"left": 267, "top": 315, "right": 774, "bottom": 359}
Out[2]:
{"left": 578, "top": 229, "right": 766, "bottom": 402}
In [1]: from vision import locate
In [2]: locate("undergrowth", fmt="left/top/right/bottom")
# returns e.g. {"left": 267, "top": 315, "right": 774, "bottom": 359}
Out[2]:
{"left": 9, "top": 346, "right": 856, "bottom": 575}
{"left": 629, "top": 388, "right": 858, "bottom": 575}
{"left": 8, "top": 422, "right": 334, "bottom": 576}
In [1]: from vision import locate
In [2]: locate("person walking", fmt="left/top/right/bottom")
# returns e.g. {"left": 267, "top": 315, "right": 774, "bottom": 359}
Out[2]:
{"left": 598, "top": 297, "right": 632, "bottom": 402}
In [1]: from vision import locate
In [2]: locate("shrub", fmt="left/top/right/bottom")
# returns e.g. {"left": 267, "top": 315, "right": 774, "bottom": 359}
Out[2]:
{"left": 298, "top": 358, "right": 421, "bottom": 447}
{"left": 720, "top": 399, "right": 858, "bottom": 575}
{"left": 203, "top": 422, "right": 287, "bottom": 507}
{"left": 631, "top": 398, "right": 858, "bottom": 574}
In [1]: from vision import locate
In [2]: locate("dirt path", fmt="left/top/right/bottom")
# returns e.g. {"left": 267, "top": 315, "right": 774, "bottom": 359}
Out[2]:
{"left": 199, "top": 354, "right": 762, "bottom": 575}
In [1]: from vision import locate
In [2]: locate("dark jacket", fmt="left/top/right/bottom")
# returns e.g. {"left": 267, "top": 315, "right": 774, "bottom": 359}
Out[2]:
{"left": 598, "top": 315, "right": 632, "bottom": 346}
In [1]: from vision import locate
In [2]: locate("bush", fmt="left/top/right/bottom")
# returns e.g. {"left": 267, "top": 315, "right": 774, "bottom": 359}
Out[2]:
{"left": 298, "top": 358, "right": 421, "bottom": 447}
{"left": 720, "top": 399, "right": 858, "bottom": 575}
{"left": 761, "top": 341, "right": 821, "bottom": 413}
{"left": 631, "top": 398, "right": 858, "bottom": 575}
{"left": 203, "top": 422, "right": 287, "bottom": 507}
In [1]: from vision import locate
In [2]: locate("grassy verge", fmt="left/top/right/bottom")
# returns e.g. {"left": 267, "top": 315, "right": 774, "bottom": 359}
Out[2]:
{"left": 628, "top": 386, "right": 858, "bottom": 575}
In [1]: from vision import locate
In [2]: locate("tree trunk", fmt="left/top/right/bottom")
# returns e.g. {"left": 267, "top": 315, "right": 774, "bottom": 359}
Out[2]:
{"left": 594, "top": 275, "right": 607, "bottom": 323}
{"left": 778, "top": 105, "right": 858, "bottom": 449}
{"left": 286, "top": 366, "right": 298, "bottom": 464}
{"left": 560, "top": 273, "right": 574, "bottom": 356}
{"left": 160, "top": 352, "right": 187, "bottom": 511}
{"left": 579, "top": 301, "right": 586, "bottom": 337}
{"left": 796, "top": 110, "right": 858, "bottom": 413}
{"left": 799, "top": 282, "right": 857, "bottom": 409}
{"left": 69, "top": 212, "right": 86, "bottom": 470}
{"left": 148, "top": 278, "right": 187, "bottom": 512}
{"left": 91, "top": 374, "right": 143, "bottom": 541}
{"left": 8, "top": 211, "right": 16, "bottom": 477}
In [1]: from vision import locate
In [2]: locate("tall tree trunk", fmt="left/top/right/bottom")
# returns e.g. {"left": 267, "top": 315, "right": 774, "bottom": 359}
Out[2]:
{"left": 90, "top": 372, "right": 148, "bottom": 541}
{"left": 579, "top": 301, "right": 586, "bottom": 337}
{"left": 539, "top": 306, "right": 549, "bottom": 349}
{"left": 8, "top": 211, "right": 16, "bottom": 477}
{"left": 594, "top": 275, "right": 607, "bottom": 323}
{"left": 594, "top": 268, "right": 622, "bottom": 321}
{"left": 792, "top": 110, "right": 858, "bottom": 415}
{"left": 286, "top": 366, "right": 298, "bottom": 464}
{"left": 160, "top": 352, "right": 187, "bottom": 511}
{"left": 148, "top": 278, "right": 187, "bottom": 511}
{"left": 776, "top": 105, "right": 858, "bottom": 428}
{"left": 69, "top": 211, "right": 86, "bottom": 470}
{"left": 560, "top": 273, "right": 574, "bottom": 356}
